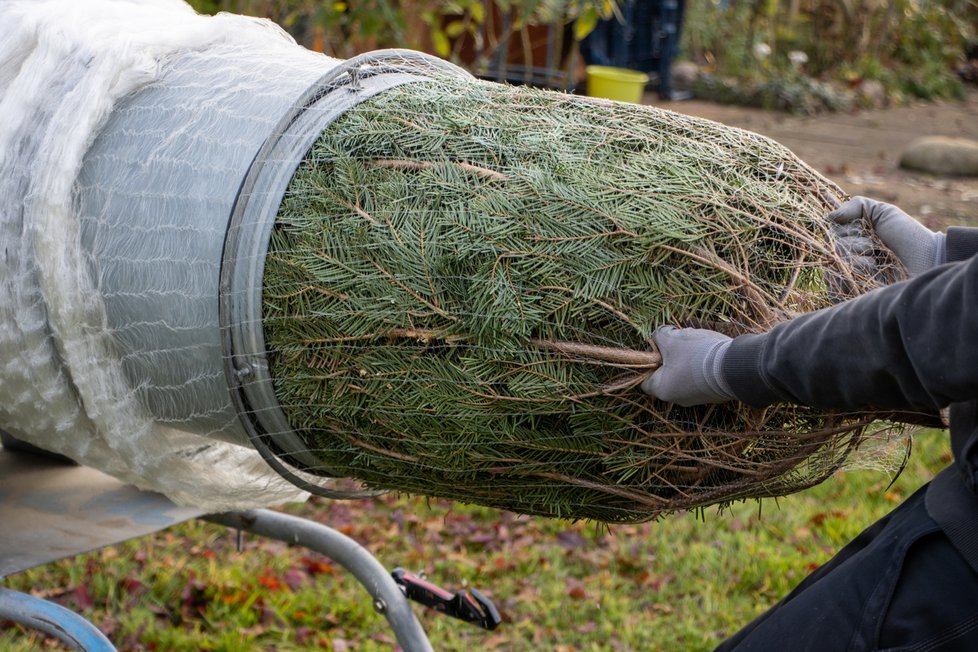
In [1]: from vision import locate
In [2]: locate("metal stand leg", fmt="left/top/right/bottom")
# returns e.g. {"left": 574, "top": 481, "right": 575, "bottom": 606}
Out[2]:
{"left": 204, "top": 509, "right": 433, "bottom": 652}
{"left": 0, "top": 586, "right": 117, "bottom": 652}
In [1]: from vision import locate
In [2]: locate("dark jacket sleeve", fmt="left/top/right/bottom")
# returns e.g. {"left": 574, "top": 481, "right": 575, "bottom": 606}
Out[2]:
{"left": 722, "top": 227, "right": 978, "bottom": 412}
{"left": 947, "top": 226, "right": 978, "bottom": 262}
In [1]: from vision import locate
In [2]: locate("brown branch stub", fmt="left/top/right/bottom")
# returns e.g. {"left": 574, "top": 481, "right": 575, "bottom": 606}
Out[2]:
{"left": 370, "top": 158, "right": 509, "bottom": 182}
{"left": 529, "top": 338, "right": 661, "bottom": 369}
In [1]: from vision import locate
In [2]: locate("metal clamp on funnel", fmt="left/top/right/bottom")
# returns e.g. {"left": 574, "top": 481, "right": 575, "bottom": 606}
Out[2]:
{"left": 220, "top": 50, "right": 472, "bottom": 499}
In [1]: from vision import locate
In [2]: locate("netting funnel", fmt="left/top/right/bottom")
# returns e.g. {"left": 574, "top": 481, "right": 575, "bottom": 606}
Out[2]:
{"left": 2, "top": 3, "right": 342, "bottom": 508}
{"left": 220, "top": 51, "right": 473, "bottom": 495}
{"left": 77, "top": 48, "right": 469, "bottom": 500}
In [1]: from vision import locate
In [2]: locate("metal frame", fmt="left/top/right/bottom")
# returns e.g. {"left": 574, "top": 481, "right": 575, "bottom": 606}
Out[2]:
{"left": 1, "top": 510, "right": 433, "bottom": 652}
{"left": 479, "top": 2, "right": 577, "bottom": 90}
{"left": 485, "top": 17, "right": 575, "bottom": 89}
{"left": 0, "top": 588, "right": 116, "bottom": 652}
{"left": 1, "top": 447, "right": 434, "bottom": 651}
{"left": 204, "top": 510, "right": 433, "bottom": 652}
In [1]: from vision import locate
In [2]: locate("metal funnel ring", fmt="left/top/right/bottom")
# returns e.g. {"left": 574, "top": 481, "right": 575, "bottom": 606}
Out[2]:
{"left": 220, "top": 50, "right": 472, "bottom": 499}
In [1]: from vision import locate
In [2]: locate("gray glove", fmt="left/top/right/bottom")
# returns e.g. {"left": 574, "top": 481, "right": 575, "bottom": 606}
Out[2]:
{"left": 641, "top": 326, "right": 735, "bottom": 406}
{"left": 828, "top": 196, "right": 945, "bottom": 277}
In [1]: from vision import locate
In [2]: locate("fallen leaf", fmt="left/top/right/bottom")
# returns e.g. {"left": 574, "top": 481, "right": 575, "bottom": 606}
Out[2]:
{"left": 295, "top": 627, "right": 315, "bottom": 645}
{"left": 66, "top": 585, "right": 94, "bottom": 610}
{"left": 556, "top": 530, "right": 587, "bottom": 550}
{"left": 283, "top": 568, "right": 309, "bottom": 591}
{"left": 257, "top": 573, "right": 286, "bottom": 592}
{"left": 566, "top": 577, "right": 587, "bottom": 600}
{"left": 577, "top": 621, "right": 598, "bottom": 634}
{"left": 303, "top": 557, "right": 336, "bottom": 576}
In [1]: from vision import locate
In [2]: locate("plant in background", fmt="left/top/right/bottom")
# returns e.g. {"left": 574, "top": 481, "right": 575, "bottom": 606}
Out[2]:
{"left": 189, "top": 0, "right": 411, "bottom": 56}
{"left": 683, "top": 0, "right": 975, "bottom": 112}
{"left": 891, "top": 2, "right": 972, "bottom": 100}
{"left": 192, "top": 0, "right": 971, "bottom": 106}
{"left": 420, "top": 0, "right": 613, "bottom": 88}
{"left": 426, "top": 0, "right": 612, "bottom": 62}
{"left": 189, "top": 0, "right": 611, "bottom": 84}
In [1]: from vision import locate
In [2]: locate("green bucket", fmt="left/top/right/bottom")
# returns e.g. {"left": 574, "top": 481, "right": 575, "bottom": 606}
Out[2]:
{"left": 585, "top": 65, "right": 649, "bottom": 103}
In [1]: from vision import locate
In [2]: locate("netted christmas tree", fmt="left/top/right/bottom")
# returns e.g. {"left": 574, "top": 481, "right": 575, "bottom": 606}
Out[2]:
{"left": 260, "top": 73, "right": 909, "bottom": 523}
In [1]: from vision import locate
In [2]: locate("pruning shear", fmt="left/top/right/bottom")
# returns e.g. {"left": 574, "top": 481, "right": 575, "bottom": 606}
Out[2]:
{"left": 391, "top": 568, "right": 502, "bottom": 631}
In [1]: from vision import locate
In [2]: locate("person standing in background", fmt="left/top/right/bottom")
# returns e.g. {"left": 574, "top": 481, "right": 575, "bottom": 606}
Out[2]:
{"left": 580, "top": 0, "right": 690, "bottom": 101}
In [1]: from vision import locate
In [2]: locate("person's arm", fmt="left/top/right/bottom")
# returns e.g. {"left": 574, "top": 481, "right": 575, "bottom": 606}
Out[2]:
{"left": 642, "top": 198, "right": 978, "bottom": 410}
{"left": 948, "top": 226, "right": 978, "bottom": 261}
{"left": 724, "top": 250, "right": 978, "bottom": 412}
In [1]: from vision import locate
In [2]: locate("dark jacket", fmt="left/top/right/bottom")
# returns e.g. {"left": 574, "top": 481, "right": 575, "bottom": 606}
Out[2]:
{"left": 723, "top": 225, "right": 978, "bottom": 490}
{"left": 715, "top": 226, "right": 978, "bottom": 650}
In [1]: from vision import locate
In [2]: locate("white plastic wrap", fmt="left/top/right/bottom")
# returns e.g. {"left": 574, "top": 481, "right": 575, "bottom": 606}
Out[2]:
{"left": 0, "top": 0, "right": 337, "bottom": 508}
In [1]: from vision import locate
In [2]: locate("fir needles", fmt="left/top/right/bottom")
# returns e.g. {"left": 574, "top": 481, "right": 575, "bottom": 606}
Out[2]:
{"left": 261, "top": 75, "right": 898, "bottom": 522}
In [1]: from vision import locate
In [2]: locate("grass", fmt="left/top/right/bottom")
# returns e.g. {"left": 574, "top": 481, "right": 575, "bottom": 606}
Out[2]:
{"left": 0, "top": 428, "right": 950, "bottom": 651}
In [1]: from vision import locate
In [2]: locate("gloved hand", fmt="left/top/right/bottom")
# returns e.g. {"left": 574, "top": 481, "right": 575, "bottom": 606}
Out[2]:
{"left": 828, "top": 196, "right": 945, "bottom": 277}
{"left": 641, "top": 326, "right": 735, "bottom": 406}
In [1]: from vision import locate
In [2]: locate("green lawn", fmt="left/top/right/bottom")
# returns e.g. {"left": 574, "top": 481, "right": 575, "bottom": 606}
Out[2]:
{"left": 0, "top": 428, "right": 950, "bottom": 651}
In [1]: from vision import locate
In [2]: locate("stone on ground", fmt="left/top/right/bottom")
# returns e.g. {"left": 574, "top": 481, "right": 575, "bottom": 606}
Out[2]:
{"left": 899, "top": 136, "right": 978, "bottom": 177}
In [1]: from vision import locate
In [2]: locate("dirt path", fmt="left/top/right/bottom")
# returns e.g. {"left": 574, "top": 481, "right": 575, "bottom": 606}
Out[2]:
{"left": 648, "top": 89, "right": 978, "bottom": 231}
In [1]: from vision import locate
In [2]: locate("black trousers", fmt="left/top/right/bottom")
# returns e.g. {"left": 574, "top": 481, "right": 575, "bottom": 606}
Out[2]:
{"left": 716, "top": 481, "right": 978, "bottom": 651}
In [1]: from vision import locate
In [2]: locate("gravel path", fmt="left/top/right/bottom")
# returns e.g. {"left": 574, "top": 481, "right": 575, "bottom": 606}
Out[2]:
{"left": 651, "top": 89, "right": 978, "bottom": 229}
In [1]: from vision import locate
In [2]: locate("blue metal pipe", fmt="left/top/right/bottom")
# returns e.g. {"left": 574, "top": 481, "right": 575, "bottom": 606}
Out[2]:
{"left": 0, "top": 586, "right": 117, "bottom": 651}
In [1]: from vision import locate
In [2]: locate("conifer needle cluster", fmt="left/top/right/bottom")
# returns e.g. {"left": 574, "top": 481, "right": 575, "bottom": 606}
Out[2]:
{"left": 262, "top": 76, "right": 900, "bottom": 522}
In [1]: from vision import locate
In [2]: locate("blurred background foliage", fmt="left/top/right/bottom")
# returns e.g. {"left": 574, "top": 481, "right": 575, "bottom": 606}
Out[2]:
{"left": 683, "top": 0, "right": 977, "bottom": 111}
{"left": 186, "top": 0, "right": 975, "bottom": 108}
{"left": 188, "top": 0, "right": 612, "bottom": 86}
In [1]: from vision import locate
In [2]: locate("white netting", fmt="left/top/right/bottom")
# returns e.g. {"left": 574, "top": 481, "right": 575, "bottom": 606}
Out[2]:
{"left": 0, "top": 0, "right": 317, "bottom": 509}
